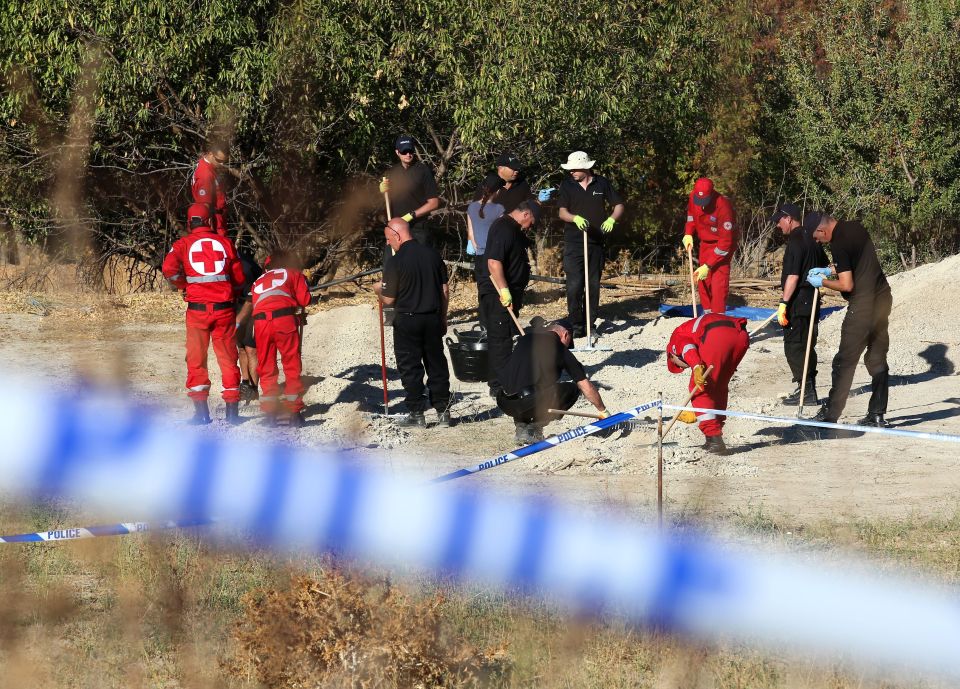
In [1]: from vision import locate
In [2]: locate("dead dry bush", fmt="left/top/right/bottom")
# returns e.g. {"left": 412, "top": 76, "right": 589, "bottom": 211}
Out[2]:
{"left": 225, "top": 570, "right": 510, "bottom": 688}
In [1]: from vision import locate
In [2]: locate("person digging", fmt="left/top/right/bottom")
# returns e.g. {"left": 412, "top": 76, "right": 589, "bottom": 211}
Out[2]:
{"left": 665, "top": 313, "right": 750, "bottom": 455}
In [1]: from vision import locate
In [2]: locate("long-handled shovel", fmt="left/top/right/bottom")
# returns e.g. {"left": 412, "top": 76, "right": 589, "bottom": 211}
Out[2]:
{"left": 378, "top": 178, "right": 391, "bottom": 417}
{"left": 572, "top": 232, "right": 611, "bottom": 353}
{"left": 687, "top": 243, "right": 699, "bottom": 318}
{"left": 488, "top": 274, "right": 525, "bottom": 337}
{"left": 797, "top": 287, "right": 820, "bottom": 417}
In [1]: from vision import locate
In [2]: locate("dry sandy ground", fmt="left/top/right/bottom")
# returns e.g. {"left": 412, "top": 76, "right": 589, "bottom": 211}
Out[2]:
{"left": 2, "top": 257, "right": 959, "bottom": 524}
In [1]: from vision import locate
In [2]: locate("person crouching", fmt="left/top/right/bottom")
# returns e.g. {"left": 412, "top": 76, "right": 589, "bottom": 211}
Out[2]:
{"left": 497, "top": 318, "right": 609, "bottom": 444}
{"left": 250, "top": 250, "right": 312, "bottom": 427}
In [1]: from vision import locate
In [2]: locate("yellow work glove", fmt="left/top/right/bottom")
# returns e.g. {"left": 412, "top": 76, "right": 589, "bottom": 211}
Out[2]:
{"left": 379, "top": 177, "right": 389, "bottom": 194}
{"left": 572, "top": 215, "right": 589, "bottom": 231}
{"left": 600, "top": 217, "right": 616, "bottom": 233}
{"left": 682, "top": 234, "right": 694, "bottom": 251}
{"left": 498, "top": 287, "right": 513, "bottom": 308}
{"left": 777, "top": 301, "right": 789, "bottom": 327}
{"left": 401, "top": 212, "right": 414, "bottom": 222}
{"left": 677, "top": 410, "right": 697, "bottom": 424}
{"left": 598, "top": 409, "right": 610, "bottom": 419}
{"left": 692, "top": 364, "right": 708, "bottom": 391}
{"left": 694, "top": 264, "right": 710, "bottom": 281}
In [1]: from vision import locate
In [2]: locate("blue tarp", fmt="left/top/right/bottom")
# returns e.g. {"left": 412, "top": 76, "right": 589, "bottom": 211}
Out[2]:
{"left": 658, "top": 303, "right": 844, "bottom": 321}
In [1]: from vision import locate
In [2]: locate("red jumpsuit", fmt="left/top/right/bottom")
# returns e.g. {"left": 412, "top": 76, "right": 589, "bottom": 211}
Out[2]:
{"left": 684, "top": 192, "right": 736, "bottom": 314}
{"left": 250, "top": 268, "right": 311, "bottom": 414}
{"left": 162, "top": 226, "right": 244, "bottom": 402}
{"left": 191, "top": 156, "right": 227, "bottom": 236}
{"left": 666, "top": 313, "right": 750, "bottom": 437}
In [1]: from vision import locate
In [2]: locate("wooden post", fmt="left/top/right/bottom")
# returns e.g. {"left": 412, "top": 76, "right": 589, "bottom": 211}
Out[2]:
{"left": 687, "top": 244, "right": 698, "bottom": 318}
{"left": 584, "top": 231, "right": 593, "bottom": 346}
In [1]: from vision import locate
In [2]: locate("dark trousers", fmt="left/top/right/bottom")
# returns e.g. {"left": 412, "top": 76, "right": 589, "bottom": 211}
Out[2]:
{"left": 479, "top": 289, "right": 523, "bottom": 391}
{"left": 393, "top": 313, "right": 450, "bottom": 413}
{"left": 563, "top": 241, "right": 604, "bottom": 331}
{"left": 783, "top": 301, "right": 820, "bottom": 384}
{"left": 496, "top": 382, "right": 581, "bottom": 424}
{"left": 826, "top": 288, "right": 892, "bottom": 419}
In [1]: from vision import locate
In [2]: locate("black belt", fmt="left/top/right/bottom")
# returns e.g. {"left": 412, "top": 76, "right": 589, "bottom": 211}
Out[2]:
{"left": 253, "top": 306, "right": 298, "bottom": 320}
{"left": 501, "top": 386, "right": 536, "bottom": 400}
{"left": 700, "top": 319, "right": 742, "bottom": 343}
{"left": 187, "top": 301, "right": 234, "bottom": 312}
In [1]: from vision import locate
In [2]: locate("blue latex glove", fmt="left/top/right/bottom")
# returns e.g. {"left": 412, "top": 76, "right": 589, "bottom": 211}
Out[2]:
{"left": 466, "top": 240, "right": 476, "bottom": 256}
{"left": 811, "top": 267, "right": 832, "bottom": 276}
{"left": 537, "top": 187, "right": 556, "bottom": 202}
{"left": 806, "top": 271, "right": 825, "bottom": 288}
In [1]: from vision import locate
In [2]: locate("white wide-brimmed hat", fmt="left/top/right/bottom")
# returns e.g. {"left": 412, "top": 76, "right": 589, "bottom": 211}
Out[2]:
{"left": 560, "top": 150, "right": 595, "bottom": 170}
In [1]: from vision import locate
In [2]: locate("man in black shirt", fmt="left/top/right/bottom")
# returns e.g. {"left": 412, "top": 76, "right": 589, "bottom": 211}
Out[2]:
{"left": 477, "top": 200, "right": 541, "bottom": 398}
{"left": 492, "top": 152, "right": 532, "bottom": 212}
{"left": 770, "top": 203, "right": 829, "bottom": 405}
{"left": 376, "top": 217, "right": 451, "bottom": 428}
{"left": 556, "top": 151, "right": 625, "bottom": 338}
{"left": 808, "top": 213, "right": 892, "bottom": 427}
{"left": 380, "top": 135, "right": 440, "bottom": 247}
{"left": 497, "top": 319, "right": 610, "bottom": 443}
{"left": 234, "top": 247, "right": 264, "bottom": 401}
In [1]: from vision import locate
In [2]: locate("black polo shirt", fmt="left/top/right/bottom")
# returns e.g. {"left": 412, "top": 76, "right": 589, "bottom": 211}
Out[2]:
{"left": 501, "top": 331, "right": 588, "bottom": 394}
{"left": 239, "top": 253, "right": 264, "bottom": 302}
{"left": 781, "top": 227, "right": 829, "bottom": 313}
{"left": 476, "top": 215, "right": 530, "bottom": 296}
{"left": 829, "top": 221, "right": 889, "bottom": 302}
{"left": 557, "top": 174, "right": 623, "bottom": 245}
{"left": 386, "top": 161, "right": 439, "bottom": 225}
{"left": 496, "top": 176, "right": 532, "bottom": 213}
{"left": 382, "top": 240, "right": 448, "bottom": 313}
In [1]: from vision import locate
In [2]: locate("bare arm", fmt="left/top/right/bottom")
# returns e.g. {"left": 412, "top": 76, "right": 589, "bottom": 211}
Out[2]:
{"left": 822, "top": 270, "right": 853, "bottom": 294}
{"left": 415, "top": 197, "right": 440, "bottom": 218}
{"left": 610, "top": 202, "right": 625, "bottom": 221}
{"left": 374, "top": 281, "right": 396, "bottom": 306}
{"left": 236, "top": 300, "right": 253, "bottom": 325}
{"left": 441, "top": 283, "right": 449, "bottom": 331}
{"left": 577, "top": 379, "right": 607, "bottom": 414}
{"left": 781, "top": 274, "right": 800, "bottom": 303}
{"left": 487, "top": 258, "right": 508, "bottom": 291}
{"left": 466, "top": 215, "right": 476, "bottom": 245}
{"left": 557, "top": 207, "right": 577, "bottom": 223}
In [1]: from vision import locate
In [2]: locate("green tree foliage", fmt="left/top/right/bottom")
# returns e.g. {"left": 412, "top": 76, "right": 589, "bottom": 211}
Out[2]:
{"left": 778, "top": 0, "right": 960, "bottom": 266}
{"left": 0, "top": 0, "right": 957, "bottom": 285}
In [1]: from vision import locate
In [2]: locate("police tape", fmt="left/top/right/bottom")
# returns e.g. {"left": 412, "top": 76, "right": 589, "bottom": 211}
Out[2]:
{"left": 4, "top": 384, "right": 960, "bottom": 679}
{"left": 0, "top": 518, "right": 212, "bottom": 543}
{"left": 662, "top": 404, "right": 960, "bottom": 443}
{"left": 430, "top": 400, "right": 662, "bottom": 483}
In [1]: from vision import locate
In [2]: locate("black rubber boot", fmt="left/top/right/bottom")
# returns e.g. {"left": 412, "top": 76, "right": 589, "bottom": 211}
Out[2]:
{"left": 858, "top": 413, "right": 889, "bottom": 428}
{"left": 288, "top": 410, "right": 306, "bottom": 428}
{"left": 702, "top": 435, "right": 728, "bottom": 455}
{"left": 189, "top": 400, "right": 211, "bottom": 425}
{"left": 239, "top": 380, "right": 259, "bottom": 402}
{"left": 397, "top": 411, "right": 426, "bottom": 428}
{"left": 436, "top": 409, "right": 453, "bottom": 428}
{"left": 785, "top": 380, "right": 819, "bottom": 406}
{"left": 514, "top": 422, "right": 528, "bottom": 444}
{"left": 225, "top": 401, "right": 241, "bottom": 425}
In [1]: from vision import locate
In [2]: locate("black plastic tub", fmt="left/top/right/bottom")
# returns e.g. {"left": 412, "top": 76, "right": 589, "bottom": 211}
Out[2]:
{"left": 447, "top": 325, "right": 489, "bottom": 382}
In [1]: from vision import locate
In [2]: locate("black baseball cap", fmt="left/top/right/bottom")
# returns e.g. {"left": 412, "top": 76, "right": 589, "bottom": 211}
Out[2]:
{"left": 802, "top": 211, "right": 823, "bottom": 235}
{"left": 394, "top": 135, "right": 415, "bottom": 153}
{"left": 495, "top": 152, "right": 522, "bottom": 170}
{"left": 769, "top": 202, "right": 801, "bottom": 225}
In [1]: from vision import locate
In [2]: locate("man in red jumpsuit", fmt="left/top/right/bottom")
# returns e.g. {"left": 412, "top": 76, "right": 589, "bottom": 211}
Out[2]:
{"left": 666, "top": 312, "right": 750, "bottom": 454}
{"left": 191, "top": 143, "right": 229, "bottom": 236}
{"left": 683, "top": 177, "right": 736, "bottom": 314}
{"left": 162, "top": 203, "right": 245, "bottom": 424}
{"left": 249, "top": 250, "right": 312, "bottom": 427}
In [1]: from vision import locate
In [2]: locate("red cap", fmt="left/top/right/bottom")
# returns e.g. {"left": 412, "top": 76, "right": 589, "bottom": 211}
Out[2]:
{"left": 692, "top": 177, "right": 715, "bottom": 208}
{"left": 187, "top": 203, "right": 211, "bottom": 229}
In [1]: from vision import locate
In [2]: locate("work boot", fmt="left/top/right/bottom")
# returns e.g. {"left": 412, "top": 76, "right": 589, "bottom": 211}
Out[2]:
{"left": 702, "top": 435, "right": 728, "bottom": 455}
{"left": 527, "top": 423, "right": 546, "bottom": 442}
{"left": 288, "top": 410, "right": 306, "bottom": 428}
{"left": 189, "top": 400, "right": 211, "bottom": 425}
{"left": 225, "top": 402, "right": 241, "bottom": 425}
{"left": 436, "top": 409, "right": 453, "bottom": 428}
{"left": 397, "top": 411, "right": 426, "bottom": 428}
{"left": 811, "top": 403, "right": 837, "bottom": 424}
{"left": 514, "top": 422, "right": 529, "bottom": 444}
{"left": 239, "top": 380, "right": 259, "bottom": 402}
{"left": 858, "top": 412, "right": 889, "bottom": 428}
{"left": 783, "top": 381, "right": 818, "bottom": 406}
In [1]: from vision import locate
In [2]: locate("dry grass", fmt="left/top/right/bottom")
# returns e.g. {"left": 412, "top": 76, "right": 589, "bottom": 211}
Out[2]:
{"left": 0, "top": 502, "right": 956, "bottom": 688}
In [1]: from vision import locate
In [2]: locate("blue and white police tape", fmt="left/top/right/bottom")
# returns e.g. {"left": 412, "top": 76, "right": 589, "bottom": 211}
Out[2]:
{"left": 662, "top": 404, "right": 960, "bottom": 444}
{"left": 431, "top": 399, "right": 662, "bottom": 483}
{"left": 0, "top": 518, "right": 211, "bottom": 543}
{"left": 4, "top": 384, "right": 960, "bottom": 679}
